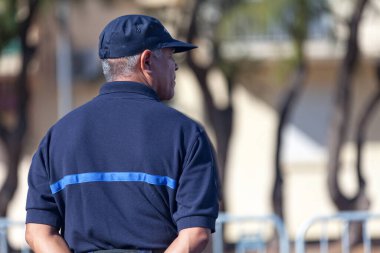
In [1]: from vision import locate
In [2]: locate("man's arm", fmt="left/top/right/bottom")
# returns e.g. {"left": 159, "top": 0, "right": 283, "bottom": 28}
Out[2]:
{"left": 25, "top": 223, "right": 71, "bottom": 253}
{"left": 165, "top": 227, "right": 210, "bottom": 253}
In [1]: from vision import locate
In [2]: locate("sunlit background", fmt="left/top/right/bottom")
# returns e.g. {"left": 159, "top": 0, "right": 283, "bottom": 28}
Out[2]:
{"left": 0, "top": 0, "right": 380, "bottom": 252}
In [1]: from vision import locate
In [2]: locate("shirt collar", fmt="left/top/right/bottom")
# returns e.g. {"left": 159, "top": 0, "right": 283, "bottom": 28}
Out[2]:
{"left": 99, "top": 81, "right": 160, "bottom": 101}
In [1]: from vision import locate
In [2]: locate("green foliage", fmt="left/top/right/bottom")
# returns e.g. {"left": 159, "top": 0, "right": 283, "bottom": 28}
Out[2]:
{"left": 217, "top": 0, "right": 328, "bottom": 45}
{"left": 217, "top": 1, "right": 284, "bottom": 41}
{"left": 0, "top": 0, "right": 18, "bottom": 53}
{"left": 281, "top": 0, "right": 328, "bottom": 57}
{"left": 216, "top": 0, "right": 329, "bottom": 79}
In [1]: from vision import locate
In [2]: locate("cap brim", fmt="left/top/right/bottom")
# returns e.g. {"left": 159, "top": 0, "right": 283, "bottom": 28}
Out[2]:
{"left": 162, "top": 39, "right": 197, "bottom": 53}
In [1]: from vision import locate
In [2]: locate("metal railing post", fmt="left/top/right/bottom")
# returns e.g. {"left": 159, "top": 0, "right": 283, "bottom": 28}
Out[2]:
{"left": 362, "top": 221, "right": 371, "bottom": 253}
{"left": 213, "top": 217, "right": 224, "bottom": 253}
{"left": 0, "top": 219, "right": 9, "bottom": 253}
{"left": 341, "top": 221, "right": 350, "bottom": 253}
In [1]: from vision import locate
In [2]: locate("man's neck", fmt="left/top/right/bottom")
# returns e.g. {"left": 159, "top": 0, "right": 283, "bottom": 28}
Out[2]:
{"left": 112, "top": 74, "right": 155, "bottom": 94}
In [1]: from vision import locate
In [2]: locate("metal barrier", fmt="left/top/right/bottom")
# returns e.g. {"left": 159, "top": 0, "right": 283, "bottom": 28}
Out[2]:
{"left": 213, "top": 213, "right": 289, "bottom": 253}
{"left": 0, "top": 218, "right": 30, "bottom": 253}
{"left": 2, "top": 212, "right": 378, "bottom": 253}
{"left": 295, "top": 211, "right": 380, "bottom": 253}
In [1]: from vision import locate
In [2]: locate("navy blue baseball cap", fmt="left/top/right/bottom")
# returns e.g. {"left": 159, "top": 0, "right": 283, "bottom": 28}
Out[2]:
{"left": 99, "top": 15, "right": 197, "bottom": 59}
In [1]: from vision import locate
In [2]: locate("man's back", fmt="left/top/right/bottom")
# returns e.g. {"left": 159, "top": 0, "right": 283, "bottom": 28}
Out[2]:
{"left": 26, "top": 82, "right": 219, "bottom": 252}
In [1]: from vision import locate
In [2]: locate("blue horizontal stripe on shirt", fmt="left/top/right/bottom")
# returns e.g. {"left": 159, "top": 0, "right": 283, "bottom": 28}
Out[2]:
{"left": 50, "top": 172, "right": 177, "bottom": 194}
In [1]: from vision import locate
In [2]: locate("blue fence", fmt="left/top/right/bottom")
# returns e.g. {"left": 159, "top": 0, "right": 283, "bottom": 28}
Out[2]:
{"left": 295, "top": 212, "right": 380, "bottom": 253}
{"left": 213, "top": 212, "right": 289, "bottom": 253}
{"left": 1, "top": 211, "right": 379, "bottom": 253}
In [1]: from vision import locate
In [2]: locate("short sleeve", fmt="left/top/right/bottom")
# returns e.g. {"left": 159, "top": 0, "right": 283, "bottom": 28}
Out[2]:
{"left": 25, "top": 135, "right": 62, "bottom": 228}
{"left": 173, "top": 130, "right": 219, "bottom": 232}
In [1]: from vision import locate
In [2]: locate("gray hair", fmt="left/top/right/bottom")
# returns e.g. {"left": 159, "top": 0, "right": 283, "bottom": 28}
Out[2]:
{"left": 101, "top": 49, "right": 162, "bottom": 82}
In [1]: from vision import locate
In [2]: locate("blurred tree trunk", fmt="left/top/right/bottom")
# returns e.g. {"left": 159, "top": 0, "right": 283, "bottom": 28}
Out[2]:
{"left": 0, "top": 0, "right": 39, "bottom": 217}
{"left": 327, "top": 0, "right": 370, "bottom": 246}
{"left": 354, "top": 60, "right": 380, "bottom": 205}
{"left": 327, "top": 0, "right": 369, "bottom": 212}
{"left": 272, "top": 0, "right": 309, "bottom": 221}
{"left": 273, "top": 62, "right": 306, "bottom": 220}
{"left": 347, "top": 59, "right": 380, "bottom": 244}
{"left": 184, "top": 0, "right": 234, "bottom": 212}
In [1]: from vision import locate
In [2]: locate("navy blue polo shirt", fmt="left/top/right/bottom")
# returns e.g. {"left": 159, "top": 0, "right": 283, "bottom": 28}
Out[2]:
{"left": 26, "top": 81, "right": 219, "bottom": 252}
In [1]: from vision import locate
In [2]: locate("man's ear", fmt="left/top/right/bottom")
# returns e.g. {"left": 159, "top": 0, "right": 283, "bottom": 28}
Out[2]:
{"left": 140, "top": 50, "right": 152, "bottom": 71}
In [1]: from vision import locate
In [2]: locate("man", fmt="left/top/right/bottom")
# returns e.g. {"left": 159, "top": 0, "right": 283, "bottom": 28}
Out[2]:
{"left": 25, "top": 15, "right": 219, "bottom": 253}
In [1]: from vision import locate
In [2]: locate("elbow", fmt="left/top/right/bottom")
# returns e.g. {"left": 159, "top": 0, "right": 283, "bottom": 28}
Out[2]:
{"left": 181, "top": 227, "right": 211, "bottom": 252}
{"left": 25, "top": 224, "right": 34, "bottom": 248}
{"left": 25, "top": 223, "right": 59, "bottom": 249}
{"left": 196, "top": 229, "right": 210, "bottom": 250}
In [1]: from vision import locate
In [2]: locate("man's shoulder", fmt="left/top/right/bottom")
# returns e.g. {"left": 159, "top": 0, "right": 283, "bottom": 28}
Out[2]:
{"left": 50, "top": 98, "right": 206, "bottom": 137}
{"left": 49, "top": 99, "right": 99, "bottom": 131}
